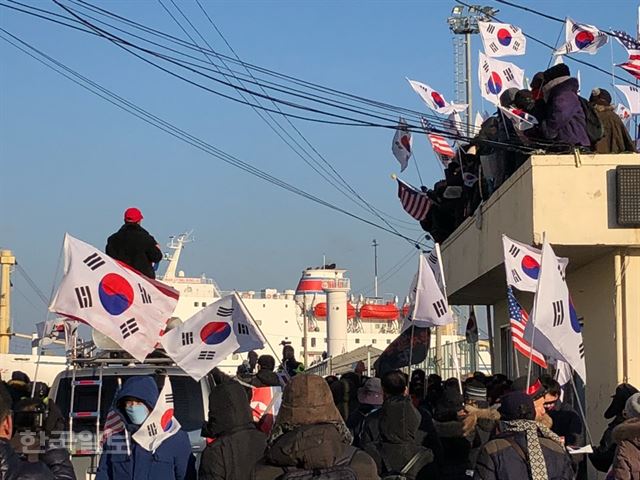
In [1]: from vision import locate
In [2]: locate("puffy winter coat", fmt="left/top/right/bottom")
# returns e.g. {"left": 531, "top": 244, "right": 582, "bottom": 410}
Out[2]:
{"left": 249, "top": 370, "right": 281, "bottom": 388}
{"left": 473, "top": 429, "right": 574, "bottom": 480}
{"left": 199, "top": 382, "right": 266, "bottom": 480}
{"left": 611, "top": 417, "right": 640, "bottom": 480}
{"left": 95, "top": 377, "right": 196, "bottom": 480}
{"left": 540, "top": 76, "right": 590, "bottom": 148}
{"left": 363, "top": 397, "right": 434, "bottom": 480}
{"left": 251, "top": 423, "right": 379, "bottom": 480}
{"left": 592, "top": 104, "right": 636, "bottom": 154}
{"left": 106, "top": 223, "right": 162, "bottom": 279}
{"left": 0, "top": 439, "right": 75, "bottom": 480}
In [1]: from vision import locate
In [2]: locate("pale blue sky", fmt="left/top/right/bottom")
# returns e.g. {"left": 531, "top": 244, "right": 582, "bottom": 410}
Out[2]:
{"left": 1, "top": 0, "right": 637, "bottom": 344}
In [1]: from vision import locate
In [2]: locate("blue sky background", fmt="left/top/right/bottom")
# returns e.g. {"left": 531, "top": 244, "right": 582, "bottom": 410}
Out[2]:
{"left": 1, "top": 0, "right": 637, "bottom": 349}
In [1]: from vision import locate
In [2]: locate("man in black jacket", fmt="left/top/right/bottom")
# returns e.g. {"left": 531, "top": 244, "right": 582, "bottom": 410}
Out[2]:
{"left": 0, "top": 383, "right": 76, "bottom": 480}
{"left": 106, "top": 208, "right": 163, "bottom": 279}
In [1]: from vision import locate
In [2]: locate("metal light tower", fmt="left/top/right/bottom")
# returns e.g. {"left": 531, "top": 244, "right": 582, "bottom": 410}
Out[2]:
{"left": 372, "top": 239, "right": 379, "bottom": 298}
{"left": 447, "top": 5, "right": 498, "bottom": 136}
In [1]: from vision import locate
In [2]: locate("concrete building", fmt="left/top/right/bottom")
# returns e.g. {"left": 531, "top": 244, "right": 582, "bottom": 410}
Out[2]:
{"left": 440, "top": 153, "right": 639, "bottom": 438}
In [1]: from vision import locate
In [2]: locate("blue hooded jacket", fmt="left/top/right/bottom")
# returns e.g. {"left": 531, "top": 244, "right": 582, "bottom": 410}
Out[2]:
{"left": 96, "top": 376, "right": 197, "bottom": 480}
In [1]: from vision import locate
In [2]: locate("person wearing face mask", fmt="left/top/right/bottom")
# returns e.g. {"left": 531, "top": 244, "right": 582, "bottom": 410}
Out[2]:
{"left": 96, "top": 376, "right": 196, "bottom": 480}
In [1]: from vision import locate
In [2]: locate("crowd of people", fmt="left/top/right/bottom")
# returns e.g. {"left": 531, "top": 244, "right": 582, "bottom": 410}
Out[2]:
{"left": 420, "top": 63, "right": 637, "bottom": 243}
{"left": 1, "top": 356, "right": 640, "bottom": 480}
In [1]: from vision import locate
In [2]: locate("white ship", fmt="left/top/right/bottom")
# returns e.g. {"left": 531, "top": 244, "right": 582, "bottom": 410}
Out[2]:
{"left": 159, "top": 233, "right": 405, "bottom": 373}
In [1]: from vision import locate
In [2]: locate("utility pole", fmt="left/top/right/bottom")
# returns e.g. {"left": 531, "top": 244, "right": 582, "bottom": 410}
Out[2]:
{"left": 0, "top": 250, "right": 16, "bottom": 354}
{"left": 448, "top": 5, "right": 498, "bottom": 136}
{"left": 372, "top": 239, "right": 379, "bottom": 298}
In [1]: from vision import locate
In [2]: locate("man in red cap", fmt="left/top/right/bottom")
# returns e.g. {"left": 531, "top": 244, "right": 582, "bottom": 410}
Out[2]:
{"left": 106, "top": 207, "right": 163, "bottom": 279}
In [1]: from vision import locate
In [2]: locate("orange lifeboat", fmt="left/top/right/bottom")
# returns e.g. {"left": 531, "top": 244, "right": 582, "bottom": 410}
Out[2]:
{"left": 359, "top": 303, "right": 399, "bottom": 321}
{"left": 313, "top": 302, "right": 356, "bottom": 319}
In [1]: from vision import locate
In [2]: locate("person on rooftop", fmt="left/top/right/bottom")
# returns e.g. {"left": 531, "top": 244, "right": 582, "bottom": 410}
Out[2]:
{"left": 106, "top": 207, "right": 163, "bottom": 279}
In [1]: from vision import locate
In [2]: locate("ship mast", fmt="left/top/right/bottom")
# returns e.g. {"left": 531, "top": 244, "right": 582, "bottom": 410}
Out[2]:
{"left": 162, "top": 232, "right": 193, "bottom": 280}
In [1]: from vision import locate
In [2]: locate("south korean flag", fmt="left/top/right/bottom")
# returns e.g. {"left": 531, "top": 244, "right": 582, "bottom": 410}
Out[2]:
{"left": 132, "top": 379, "right": 181, "bottom": 453}
{"left": 407, "top": 253, "right": 454, "bottom": 328}
{"left": 161, "top": 293, "right": 265, "bottom": 381}
{"left": 525, "top": 240, "right": 586, "bottom": 382}
{"left": 502, "top": 235, "right": 568, "bottom": 293}
{"left": 479, "top": 21, "right": 526, "bottom": 58}
{"left": 49, "top": 234, "right": 179, "bottom": 361}
{"left": 478, "top": 53, "right": 525, "bottom": 106}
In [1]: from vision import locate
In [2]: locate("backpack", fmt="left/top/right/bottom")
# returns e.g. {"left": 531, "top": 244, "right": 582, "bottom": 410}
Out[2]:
{"left": 381, "top": 450, "right": 434, "bottom": 480}
{"left": 278, "top": 446, "right": 358, "bottom": 480}
{"left": 579, "top": 96, "right": 605, "bottom": 145}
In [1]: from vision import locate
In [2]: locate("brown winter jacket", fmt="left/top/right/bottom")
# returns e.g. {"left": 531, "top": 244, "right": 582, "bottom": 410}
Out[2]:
{"left": 251, "top": 423, "right": 379, "bottom": 480}
{"left": 592, "top": 104, "right": 636, "bottom": 154}
{"left": 612, "top": 417, "right": 640, "bottom": 480}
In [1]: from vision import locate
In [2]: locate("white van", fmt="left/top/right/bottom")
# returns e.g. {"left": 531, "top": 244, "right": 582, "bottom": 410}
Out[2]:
{"left": 49, "top": 361, "right": 211, "bottom": 479}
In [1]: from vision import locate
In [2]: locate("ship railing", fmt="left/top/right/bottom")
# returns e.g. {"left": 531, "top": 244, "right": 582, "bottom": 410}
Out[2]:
{"left": 306, "top": 358, "right": 332, "bottom": 377}
{"left": 413, "top": 339, "right": 492, "bottom": 377}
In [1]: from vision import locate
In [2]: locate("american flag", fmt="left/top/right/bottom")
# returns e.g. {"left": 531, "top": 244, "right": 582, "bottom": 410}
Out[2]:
{"left": 396, "top": 178, "right": 431, "bottom": 221}
{"left": 507, "top": 287, "right": 547, "bottom": 369}
{"left": 420, "top": 117, "right": 455, "bottom": 167}
{"left": 101, "top": 408, "right": 125, "bottom": 445}
{"left": 612, "top": 30, "right": 640, "bottom": 80}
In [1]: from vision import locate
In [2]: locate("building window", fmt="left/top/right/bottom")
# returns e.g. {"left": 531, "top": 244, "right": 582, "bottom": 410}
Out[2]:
{"left": 372, "top": 339, "right": 377, "bottom": 344}
{"left": 311, "top": 338, "right": 317, "bottom": 348}
{"left": 202, "top": 302, "right": 207, "bottom": 307}
{"left": 355, "top": 338, "right": 360, "bottom": 344}
{"left": 194, "top": 302, "right": 199, "bottom": 307}
{"left": 387, "top": 339, "right": 391, "bottom": 344}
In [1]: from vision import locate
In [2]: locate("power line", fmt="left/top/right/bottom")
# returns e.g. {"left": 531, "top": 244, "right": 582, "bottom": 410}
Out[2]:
{"left": 52, "top": 1, "right": 558, "bottom": 154}
{"left": 0, "top": 28, "right": 430, "bottom": 249}
{"left": 182, "top": 0, "right": 417, "bottom": 241}
{"left": 3, "top": 0, "right": 556, "bottom": 154}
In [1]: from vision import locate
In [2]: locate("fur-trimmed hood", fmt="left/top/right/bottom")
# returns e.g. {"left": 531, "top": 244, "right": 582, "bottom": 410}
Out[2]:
{"left": 465, "top": 405, "right": 501, "bottom": 421}
{"left": 613, "top": 417, "right": 640, "bottom": 443}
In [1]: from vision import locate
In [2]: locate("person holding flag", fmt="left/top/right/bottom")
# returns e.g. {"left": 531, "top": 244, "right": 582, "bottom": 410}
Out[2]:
{"left": 96, "top": 376, "right": 196, "bottom": 480}
{"left": 538, "top": 63, "right": 591, "bottom": 150}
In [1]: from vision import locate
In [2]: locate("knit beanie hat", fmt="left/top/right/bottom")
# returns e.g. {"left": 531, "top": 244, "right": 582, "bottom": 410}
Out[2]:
{"left": 589, "top": 88, "right": 612, "bottom": 106}
{"left": 605, "top": 383, "right": 639, "bottom": 419}
{"left": 464, "top": 379, "right": 488, "bottom": 404}
{"left": 544, "top": 63, "right": 571, "bottom": 82}
{"left": 498, "top": 391, "right": 536, "bottom": 421}
{"left": 624, "top": 393, "right": 640, "bottom": 419}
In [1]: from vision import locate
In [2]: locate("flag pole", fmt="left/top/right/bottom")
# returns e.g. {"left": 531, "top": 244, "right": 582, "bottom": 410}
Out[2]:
{"left": 235, "top": 292, "right": 291, "bottom": 381}
{"left": 434, "top": 243, "right": 447, "bottom": 376}
{"left": 407, "top": 324, "right": 415, "bottom": 376}
{"left": 568, "top": 367, "right": 594, "bottom": 447}
{"left": 527, "top": 233, "right": 545, "bottom": 388}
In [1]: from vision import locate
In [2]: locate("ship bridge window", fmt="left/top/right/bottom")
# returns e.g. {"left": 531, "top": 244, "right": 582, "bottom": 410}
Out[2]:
{"left": 202, "top": 302, "right": 207, "bottom": 307}
{"left": 372, "top": 339, "right": 377, "bottom": 344}
{"left": 311, "top": 338, "right": 316, "bottom": 348}
{"left": 194, "top": 302, "right": 199, "bottom": 307}
{"left": 387, "top": 339, "right": 391, "bottom": 344}
{"left": 355, "top": 339, "right": 360, "bottom": 344}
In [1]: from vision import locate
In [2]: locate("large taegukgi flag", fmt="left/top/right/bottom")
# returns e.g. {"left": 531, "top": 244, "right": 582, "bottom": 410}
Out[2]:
{"left": 502, "top": 235, "right": 568, "bottom": 293}
{"left": 49, "top": 234, "right": 179, "bottom": 361}
{"left": 478, "top": 21, "right": 526, "bottom": 57}
{"left": 478, "top": 53, "right": 525, "bottom": 106}
{"left": 161, "top": 293, "right": 265, "bottom": 381}
{"left": 392, "top": 117, "right": 412, "bottom": 172}
{"left": 554, "top": 18, "right": 608, "bottom": 56}
{"left": 524, "top": 240, "right": 586, "bottom": 382}
{"left": 407, "top": 79, "right": 467, "bottom": 115}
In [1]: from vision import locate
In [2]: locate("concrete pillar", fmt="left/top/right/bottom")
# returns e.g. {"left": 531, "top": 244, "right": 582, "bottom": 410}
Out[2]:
{"left": 0, "top": 250, "right": 16, "bottom": 354}
{"left": 325, "top": 287, "right": 349, "bottom": 357}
